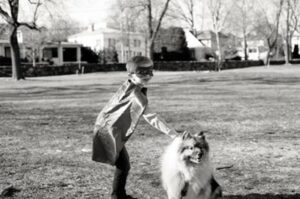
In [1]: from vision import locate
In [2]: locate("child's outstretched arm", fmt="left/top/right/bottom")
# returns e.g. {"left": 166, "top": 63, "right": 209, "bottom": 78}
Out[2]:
{"left": 143, "top": 106, "right": 177, "bottom": 138}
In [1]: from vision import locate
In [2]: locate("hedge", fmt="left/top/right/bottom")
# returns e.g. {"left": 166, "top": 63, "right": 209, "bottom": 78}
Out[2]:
{"left": 0, "top": 60, "right": 267, "bottom": 78}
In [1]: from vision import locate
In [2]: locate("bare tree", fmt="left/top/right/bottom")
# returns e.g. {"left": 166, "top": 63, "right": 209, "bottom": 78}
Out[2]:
{"left": 0, "top": 0, "right": 46, "bottom": 80}
{"left": 168, "top": 0, "right": 198, "bottom": 34}
{"left": 109, "top": 0, "right": 172, "bottom": 59}
{"left": 145, "top": 0, "right": 172, "bottom": 59}
{"left": 230, "top": 0, "right": 255, "bottom": 61}
{"left": 283, "top": 0, "right": 300, "bottom": 62}
{"left": 206, "top": 0, "right": 231, "bottom": 71}
{"left": 254, "top": 0, "right": 284, "bottom": 66}
{"left": 108, "top": 0, "right": 144, "bottom": 62}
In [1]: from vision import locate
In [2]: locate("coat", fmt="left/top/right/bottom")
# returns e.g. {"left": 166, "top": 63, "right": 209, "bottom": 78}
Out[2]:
{"left": 92, "top": 80, "right": 148, "bottom": 165}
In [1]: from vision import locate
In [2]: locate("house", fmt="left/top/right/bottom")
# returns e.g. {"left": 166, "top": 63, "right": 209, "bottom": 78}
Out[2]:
{"left": 151, "top": 27, "right": 208, "bottom": 61}
{"left": 183, "top": 29, "right": 207, "bottom": 61}
{"left": 197, "top": 31, "right": 239, "bottom": 50}
{"left": 39, "top": 42, "right": 82, "bottom": 66}
{"left": 0, "top": 24, "right": 26, "bottom": 59}
{"left": 291, "top": 31, "right": 300, "bottom": 58}
{"left": 0, "top": 23, "right": 82, "bottom": 66}
{"left": 68, "top": 26, "right": 147, "bottom": 63}
{"left": 0, "top": 40, "right": 13, "bottom": 58}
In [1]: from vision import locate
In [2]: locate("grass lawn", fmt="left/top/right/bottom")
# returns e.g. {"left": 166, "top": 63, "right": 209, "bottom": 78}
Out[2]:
{"left": 0, "top": 65, "right": 299, "bottom": 199}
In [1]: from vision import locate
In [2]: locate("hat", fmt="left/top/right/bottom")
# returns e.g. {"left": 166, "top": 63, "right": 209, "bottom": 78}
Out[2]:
{"left": 126, "top": 56, "right": 153, "bottom": 74}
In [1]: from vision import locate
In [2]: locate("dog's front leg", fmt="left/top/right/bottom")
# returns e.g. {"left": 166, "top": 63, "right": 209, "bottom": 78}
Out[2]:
{"left": 165, "top": 176, "right": 186, "bottom": 199}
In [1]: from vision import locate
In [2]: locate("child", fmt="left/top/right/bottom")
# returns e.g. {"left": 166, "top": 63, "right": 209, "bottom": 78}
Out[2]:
{"left": 92, "top": 56, "right": 177, "bottom": 199}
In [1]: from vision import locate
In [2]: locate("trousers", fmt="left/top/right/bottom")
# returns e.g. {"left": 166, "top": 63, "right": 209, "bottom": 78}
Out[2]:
{"left": 111, "top": 147, "right": 131, "bottom": 199}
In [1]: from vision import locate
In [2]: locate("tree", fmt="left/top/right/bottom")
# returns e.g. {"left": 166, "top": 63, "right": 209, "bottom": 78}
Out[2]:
{"left": 107, "top": 0, "right": 144, "bottom": 62}
{"left": 153, "top": 27, "right": 190, "bottom": 61}
{"left": 47, "top": 18, "right": 83, "bottom": 42}
{"left": 146, "top": 0, "right": 172, "bottom": 59}
{"left": 168, "top": 0, "right": 198, "bottom": 34}
{"left": 112, "top": 0, "right": 172, "bottom": 59}
{"left": 282, "top": 0, "right": 300, "bottom": 62}
{"left": 254, "top": 0, "right": 284, "bottom": 66}
{"left": 0, "top": 0, "right": 41, "bottom": 80}
{"left": 206, "top": 0, "right": 231, "bottom": 71}
{"left": 23, "top": 27, "right": 48, "bottom": 67}
{"left": 228, "top": 0, "right": 255, "bottom": 61}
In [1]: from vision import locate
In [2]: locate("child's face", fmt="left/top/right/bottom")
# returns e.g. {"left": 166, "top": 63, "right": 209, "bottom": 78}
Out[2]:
{"left": 130, "top": 67, "right": 153, "bottom": 87}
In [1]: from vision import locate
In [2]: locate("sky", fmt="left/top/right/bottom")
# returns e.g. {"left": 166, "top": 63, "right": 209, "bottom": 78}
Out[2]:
{"left": 0, "top": 0, "right": 277, "bottom": 33}
{"left": 0, "top": 0, "right": 116, "bottom": 27}
{"left": 0, "top": 0, "right": 213, "bottom": 30}
{"left": 65, "top": 0, "right": 116, "bottom": 26}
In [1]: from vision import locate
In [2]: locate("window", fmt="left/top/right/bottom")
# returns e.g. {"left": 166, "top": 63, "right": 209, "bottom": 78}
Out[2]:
{"left": 43, "top": 48, "right": 58, "bottom": 60}
{"left": 63, "top": 48, "right": 77, "bottom": 62}
{"left": 4, "top": 47, "right": 11, "bottom": 58}
{"left": 124, "top": 38, "right": 130, "bottom": 47}
{"left": 249, "top": 48, "right": 257, "bottom": 53}
{"left": 133, "top": 39, "right": 141, "bottom": 47}
{"left": 108, "top": 38, "right": 116, "bottom": 47}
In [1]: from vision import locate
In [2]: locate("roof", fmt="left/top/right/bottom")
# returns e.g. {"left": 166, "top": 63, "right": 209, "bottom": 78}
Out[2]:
{"left": 68, "top": 27, "right": 144, "bottom": 39}
{"left": 184, "top": 29, "right": 204, "bottom": 48}
{"left": 197, "top": 30, "right": 234, "bottom": 40}
{"left": 41, "top": 41, "right": 82, "bottom": 47}
{"left": 197, "top": 30, "right": 214, "bottom": 40}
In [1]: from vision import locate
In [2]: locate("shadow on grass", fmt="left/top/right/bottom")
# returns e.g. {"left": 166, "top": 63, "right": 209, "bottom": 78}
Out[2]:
{"left": 198, "top": 77, "right": 300, "bottom": 85}
{"left": 224, "top": 193, "right": 300, "bottom": 199}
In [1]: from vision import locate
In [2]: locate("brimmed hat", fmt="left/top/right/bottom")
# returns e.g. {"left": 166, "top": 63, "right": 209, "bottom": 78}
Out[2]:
{"left": 126, "top": 56, "right": 153, "bottom": 74}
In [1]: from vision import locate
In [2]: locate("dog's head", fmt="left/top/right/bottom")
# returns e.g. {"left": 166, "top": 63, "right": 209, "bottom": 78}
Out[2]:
{"left": 178, "top": 131, "right": 209, "bottom": 164}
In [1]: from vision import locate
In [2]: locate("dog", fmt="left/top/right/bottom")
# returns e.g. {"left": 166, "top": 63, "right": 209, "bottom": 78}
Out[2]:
{"left": 161, "top": 131, "right": 222, "bottom": 199}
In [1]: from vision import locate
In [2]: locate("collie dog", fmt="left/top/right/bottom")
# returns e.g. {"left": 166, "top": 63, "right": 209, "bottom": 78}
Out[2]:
{"left": 161, "top": 131, "right": 222, "bottom": 199}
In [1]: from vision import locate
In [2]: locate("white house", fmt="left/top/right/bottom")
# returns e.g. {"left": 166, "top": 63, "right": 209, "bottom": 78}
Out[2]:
{"left": 68, "top": 27, "right": 147, "bottom": 63}
{"left": 291, "top": 31, "right": 300, "bottom": 55}
{"left": 0, "top": 40, "right": 13, "bottom": 57}
{"left": 0, "top": 29, "right": 26, "bottom": 59}
{"left": 40, "top": 42, "right": 82, "bottom": 66}
{"left": 0, "top": 24, "right": 81, "bottom": 66}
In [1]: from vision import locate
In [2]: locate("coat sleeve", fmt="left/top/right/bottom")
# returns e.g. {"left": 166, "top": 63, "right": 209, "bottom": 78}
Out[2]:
{"left": 143, "top": 106, "right": 177, "bottom": 138}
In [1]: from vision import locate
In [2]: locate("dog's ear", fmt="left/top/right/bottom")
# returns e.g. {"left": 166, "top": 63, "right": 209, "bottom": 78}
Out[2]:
{"left": 196, "top": 131, "right": 206, "bottom": 140}
{"left": 182, "top": 131, "right": 192, "bottom": 140}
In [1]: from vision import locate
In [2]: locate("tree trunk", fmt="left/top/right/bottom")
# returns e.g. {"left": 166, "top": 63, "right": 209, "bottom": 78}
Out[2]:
{"left": 146, "top": 0, "right": 171, "bottom": 60}
{"left": 242, "top": 0, "right": 248, "bottom": 61}
{"left": 32, "top": 49, "right": 36, "bottom": 67}
{"left": 215, "top": 31, "right": 222, "bottom": 71}
{"left": 266, "top": 49, "right": 271, "bottom": 67}
{"left": 243, "top": 30, "right": 248, "bottom": 61}
{"left": 285, "top": 0, "right": 290, "bottom": 64}
{"left": 10, "top": 27, "right": 24, "bottom": 80}
{"left": 148, "top": 40, "right": 154, "bottom": 60}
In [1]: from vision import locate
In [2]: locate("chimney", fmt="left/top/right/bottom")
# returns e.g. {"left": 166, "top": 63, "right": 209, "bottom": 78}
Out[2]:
{"left": 89, "top": 23, "right": 95, "bottom": 32}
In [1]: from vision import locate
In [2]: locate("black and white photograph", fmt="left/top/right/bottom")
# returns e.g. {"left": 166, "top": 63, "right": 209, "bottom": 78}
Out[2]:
{"left": 0, "top": 0, "right": 299, "bottom": 198}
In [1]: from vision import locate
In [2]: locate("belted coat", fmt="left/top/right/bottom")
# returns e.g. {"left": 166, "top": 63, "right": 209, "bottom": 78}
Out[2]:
{"left": 92, "top": 80, "right": 148, "bottom": 165}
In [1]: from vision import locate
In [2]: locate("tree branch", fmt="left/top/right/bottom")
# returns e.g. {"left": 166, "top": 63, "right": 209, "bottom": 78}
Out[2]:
{"left": 151, "top": 0, "right": 171, "bottom": 42}
{"left": 29, "top": 0, "right": 42, "bottom": 23}
{"left": 18, "top": 22, "right": 39, "bottom": 30}
{"left": 0, "top": 4, "right": 13, "bottom": 24}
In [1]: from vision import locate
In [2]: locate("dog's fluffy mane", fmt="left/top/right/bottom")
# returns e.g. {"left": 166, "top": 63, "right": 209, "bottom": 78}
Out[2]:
{"left": 161, "top": 131, "right": 221, "bottom": 199}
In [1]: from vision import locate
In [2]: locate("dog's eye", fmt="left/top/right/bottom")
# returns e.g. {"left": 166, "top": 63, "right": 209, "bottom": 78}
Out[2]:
{"left": 182, "top": 146, "right": 193, "bottom": 152}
